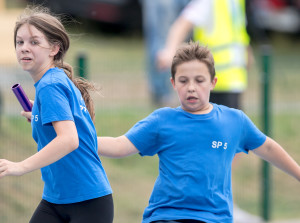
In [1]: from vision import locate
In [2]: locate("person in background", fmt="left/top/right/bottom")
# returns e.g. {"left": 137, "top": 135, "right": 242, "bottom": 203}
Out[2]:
{"left": 157, "top": 0, "right": 252, "bottom": 109}
{"left": 98, "top": 41, "right": 300, "bottom": 223}
{"left": 140, "top": 0, "right": 191, "bottom": 106}
{"left": 0, "top": 6, "right": 113, "bottom": 223}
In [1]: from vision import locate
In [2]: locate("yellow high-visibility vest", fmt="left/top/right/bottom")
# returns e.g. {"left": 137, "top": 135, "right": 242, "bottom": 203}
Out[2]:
{"left": 193, "top": 0, "right": 250, "bottom": 92}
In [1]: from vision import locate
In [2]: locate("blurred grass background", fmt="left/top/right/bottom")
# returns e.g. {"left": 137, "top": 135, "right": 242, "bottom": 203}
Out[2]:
{"left": 1, "top": 2, "right": 300, "bottom": 223}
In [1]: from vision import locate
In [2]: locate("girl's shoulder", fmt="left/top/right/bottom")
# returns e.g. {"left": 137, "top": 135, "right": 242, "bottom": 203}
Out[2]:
{"left": 36, "top": 68, "right": 68, "bottom": 90}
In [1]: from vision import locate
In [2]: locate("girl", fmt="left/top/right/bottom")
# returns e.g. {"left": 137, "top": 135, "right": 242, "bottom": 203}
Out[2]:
{"left": 0, "top": 6, "right": 113, "bottom": 223}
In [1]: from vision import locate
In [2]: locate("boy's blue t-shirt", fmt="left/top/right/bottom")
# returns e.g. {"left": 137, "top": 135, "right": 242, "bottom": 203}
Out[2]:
{"left": 125, "top": 105, "right": 266, "bottom": 223}
{"left": 32, "top": 67, "right": 112, "bottom": 204}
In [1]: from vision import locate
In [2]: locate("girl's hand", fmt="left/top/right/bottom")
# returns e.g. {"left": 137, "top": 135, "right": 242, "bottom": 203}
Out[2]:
{"left": 21, "top": 100, "right": 34, "bottom": 122}
{"left": 21, "top": 110, "right": 32, "bottom": 120}
{"left": 0, "top": 159, "right": 25, "bottom": 178}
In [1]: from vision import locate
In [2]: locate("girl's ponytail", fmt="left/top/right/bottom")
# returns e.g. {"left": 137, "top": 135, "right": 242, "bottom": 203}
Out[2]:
{"left": 59, "top": 62, "right": 98, "bottom": 123}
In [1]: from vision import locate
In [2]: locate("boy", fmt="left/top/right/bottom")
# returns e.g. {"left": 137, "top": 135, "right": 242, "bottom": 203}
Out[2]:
{"left": 98, "top": 41, "right": 300, "bottom": 223}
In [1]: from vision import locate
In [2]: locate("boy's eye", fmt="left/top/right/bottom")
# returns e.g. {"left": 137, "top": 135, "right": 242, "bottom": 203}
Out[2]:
{"left": 178, "top": 78, "right": 187, "bottom": 83}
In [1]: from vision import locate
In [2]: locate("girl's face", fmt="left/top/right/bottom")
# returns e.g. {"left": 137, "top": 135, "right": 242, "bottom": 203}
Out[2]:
{"left": 171, "top": 60, "right": 217, "bottom": 114}
{"left": 15, "top": 24, "right": 59, "bottom": 82}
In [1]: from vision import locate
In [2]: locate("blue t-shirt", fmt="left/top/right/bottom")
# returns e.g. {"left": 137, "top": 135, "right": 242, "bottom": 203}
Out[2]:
{"left": 31, "top": 67, "right": 112, "bottom": 204}
{"left": 125, "top": 104, "right": 266, "bottom": 223}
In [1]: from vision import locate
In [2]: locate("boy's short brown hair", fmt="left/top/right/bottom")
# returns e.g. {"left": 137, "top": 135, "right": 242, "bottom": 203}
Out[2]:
{"left": 171, "top": 41, "right": 216, "bottom": 81}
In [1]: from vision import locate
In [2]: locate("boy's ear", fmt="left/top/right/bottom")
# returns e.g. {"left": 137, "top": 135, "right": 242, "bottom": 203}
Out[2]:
{"left": 170, "top": 77, "right": 176, "bottom": 89}
{"left": 49, "top": 44, "right": 60, "bottom": 57}
{"left": 210, "top": 77, "right": 217, "bottom": 90}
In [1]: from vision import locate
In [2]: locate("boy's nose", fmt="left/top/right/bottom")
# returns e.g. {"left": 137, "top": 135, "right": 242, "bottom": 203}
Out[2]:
{"left": 188, "top": 83, "right": 196, "bottom": 92}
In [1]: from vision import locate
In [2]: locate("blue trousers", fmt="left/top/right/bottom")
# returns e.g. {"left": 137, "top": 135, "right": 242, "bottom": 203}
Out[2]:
{"left": 141, "top": 0, "right": 191, "bottom": 104}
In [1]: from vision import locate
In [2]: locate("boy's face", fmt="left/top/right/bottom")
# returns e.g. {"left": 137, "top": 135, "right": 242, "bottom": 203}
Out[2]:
{"left": 171, "top": 60, "right": 217, "bottom": 114}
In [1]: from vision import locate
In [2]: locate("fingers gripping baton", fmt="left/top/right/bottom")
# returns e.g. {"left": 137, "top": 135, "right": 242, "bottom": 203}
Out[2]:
{"left": 11, "top": 84, "right": 32, "bottom": 121}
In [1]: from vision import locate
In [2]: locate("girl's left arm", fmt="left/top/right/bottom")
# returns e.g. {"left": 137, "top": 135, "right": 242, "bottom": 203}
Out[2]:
{"left": 253, "top": 137, "right": 300, "bottom": 182}
{"left": 0, "top": 120, "right": 79, "bottom": 178}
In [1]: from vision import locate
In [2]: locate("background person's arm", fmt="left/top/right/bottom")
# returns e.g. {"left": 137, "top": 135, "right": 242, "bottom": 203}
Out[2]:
{"left": 156, "top": 17, "right": 194, "bottom": 70}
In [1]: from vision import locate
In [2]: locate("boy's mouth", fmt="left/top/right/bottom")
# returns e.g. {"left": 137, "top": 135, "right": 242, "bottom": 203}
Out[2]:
{"left": 187, "top": 96, "right": 198, "bottom": 102}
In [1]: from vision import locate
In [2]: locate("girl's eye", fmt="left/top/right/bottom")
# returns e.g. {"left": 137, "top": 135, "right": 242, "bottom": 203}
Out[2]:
{"left": 16, "top": 40, "right": 23, "bottom": 45}
{"left": 31, "top": 41, "right": 38, "bottom": 45}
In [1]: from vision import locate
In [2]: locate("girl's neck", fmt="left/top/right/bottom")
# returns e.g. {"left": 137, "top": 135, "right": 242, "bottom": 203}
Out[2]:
{"left": 30, "top": 63, "right": 55, "bottom": 83}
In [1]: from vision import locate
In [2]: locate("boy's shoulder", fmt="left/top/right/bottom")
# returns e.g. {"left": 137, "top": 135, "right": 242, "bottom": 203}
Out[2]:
{"left": 214, "top": 103, "right": 243, "bottom": 113}
{"left": 153, "top": 106, "right": 181, "bottom": 115}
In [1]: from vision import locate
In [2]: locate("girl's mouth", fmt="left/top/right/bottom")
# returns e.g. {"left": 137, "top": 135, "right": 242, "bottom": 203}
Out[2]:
{"left": 22, "top": 57, "right": 32, "bottom": 61}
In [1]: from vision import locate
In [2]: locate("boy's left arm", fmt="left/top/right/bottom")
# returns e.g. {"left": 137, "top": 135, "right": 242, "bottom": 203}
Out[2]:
{"left": 252, "top": 137, "right": 300, "bottom": 182}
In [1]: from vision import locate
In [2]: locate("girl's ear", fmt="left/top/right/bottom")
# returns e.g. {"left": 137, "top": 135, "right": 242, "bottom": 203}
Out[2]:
{"left": 49, "top": 44, "right": 60, "bottom": 57}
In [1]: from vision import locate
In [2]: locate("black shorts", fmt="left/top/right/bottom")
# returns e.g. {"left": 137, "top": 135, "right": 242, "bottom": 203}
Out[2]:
{"left": 30, "top": 194, "right": 113, "bottom": 223}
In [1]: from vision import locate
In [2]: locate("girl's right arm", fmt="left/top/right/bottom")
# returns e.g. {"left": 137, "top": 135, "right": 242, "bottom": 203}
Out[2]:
{"left": 98, "top": 135, "right": 139, "bottom": 158}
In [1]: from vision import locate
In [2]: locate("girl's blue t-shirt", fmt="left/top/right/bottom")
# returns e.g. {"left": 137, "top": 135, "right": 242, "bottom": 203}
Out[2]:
{"left": 125, "top": 105, "right": 266, "bottom": 223}
{"left": 32, "top": 67, "right": 112, "bottom": 204}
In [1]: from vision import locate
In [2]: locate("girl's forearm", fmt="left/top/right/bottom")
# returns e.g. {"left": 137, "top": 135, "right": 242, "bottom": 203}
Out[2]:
{"left": 20, "top": 135, "right": 78, "bottom": 174}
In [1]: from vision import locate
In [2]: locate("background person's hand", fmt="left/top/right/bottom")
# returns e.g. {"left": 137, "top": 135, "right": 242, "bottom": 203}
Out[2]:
{"left": 156, "top": 48, "right": 175, "bottom": 71}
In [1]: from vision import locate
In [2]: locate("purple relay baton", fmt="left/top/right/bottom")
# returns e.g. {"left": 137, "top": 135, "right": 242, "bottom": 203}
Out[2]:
{"left": 11, "top": 83, "right": 32, "bottom": 112}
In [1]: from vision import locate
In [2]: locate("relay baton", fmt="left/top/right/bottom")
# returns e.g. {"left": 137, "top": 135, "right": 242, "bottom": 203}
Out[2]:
{"left": 12, "top": 83, "right": 32, "bottom": 122}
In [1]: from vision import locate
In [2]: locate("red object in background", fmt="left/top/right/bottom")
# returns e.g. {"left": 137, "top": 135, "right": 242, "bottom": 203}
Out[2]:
{"left": 88, "top": 3, "right": 121, "bottom": 23}
{"left": 268, "top": 0, "right": 288, "bottom": 9}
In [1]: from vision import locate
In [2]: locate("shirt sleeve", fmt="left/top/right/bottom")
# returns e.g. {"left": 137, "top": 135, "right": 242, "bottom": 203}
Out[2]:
{"left": 181, "top": 0, "right": 212, "bottom": 27}
{"left": 125, "top": 111, "right": 160, "bottom": 156}
{"left": 38, "top": 84, "right": 74, "bottom": 125}
{"left": 239, "top": 111, "right": 267, "bottom": 153}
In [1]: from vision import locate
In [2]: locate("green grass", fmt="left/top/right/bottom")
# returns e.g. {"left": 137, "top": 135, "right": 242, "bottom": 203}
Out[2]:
{"left": 1, "top": 24, "right": 300, "bottom": 222}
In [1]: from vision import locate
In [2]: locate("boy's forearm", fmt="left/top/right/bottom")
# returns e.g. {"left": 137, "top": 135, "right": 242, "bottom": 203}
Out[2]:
{"left": 253, "top": 137, "right": 300, "bottom": 181}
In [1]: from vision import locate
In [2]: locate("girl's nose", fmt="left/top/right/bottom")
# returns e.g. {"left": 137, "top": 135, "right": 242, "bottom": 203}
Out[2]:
{"left": 20, "top": 43, "right": 30, "bottom": 53}
{"left": 21, "top": 47, "right": 29, "bottom": 53}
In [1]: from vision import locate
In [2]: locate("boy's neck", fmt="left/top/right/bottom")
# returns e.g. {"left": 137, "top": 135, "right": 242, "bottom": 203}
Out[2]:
{"left": 184, "top": 103, "right": 213, "bottom": 115}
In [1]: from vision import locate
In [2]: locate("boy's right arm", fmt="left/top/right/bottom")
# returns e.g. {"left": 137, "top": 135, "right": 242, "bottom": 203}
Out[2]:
{"left": 97, "top": 135, "right": 139, "bottom": 158}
